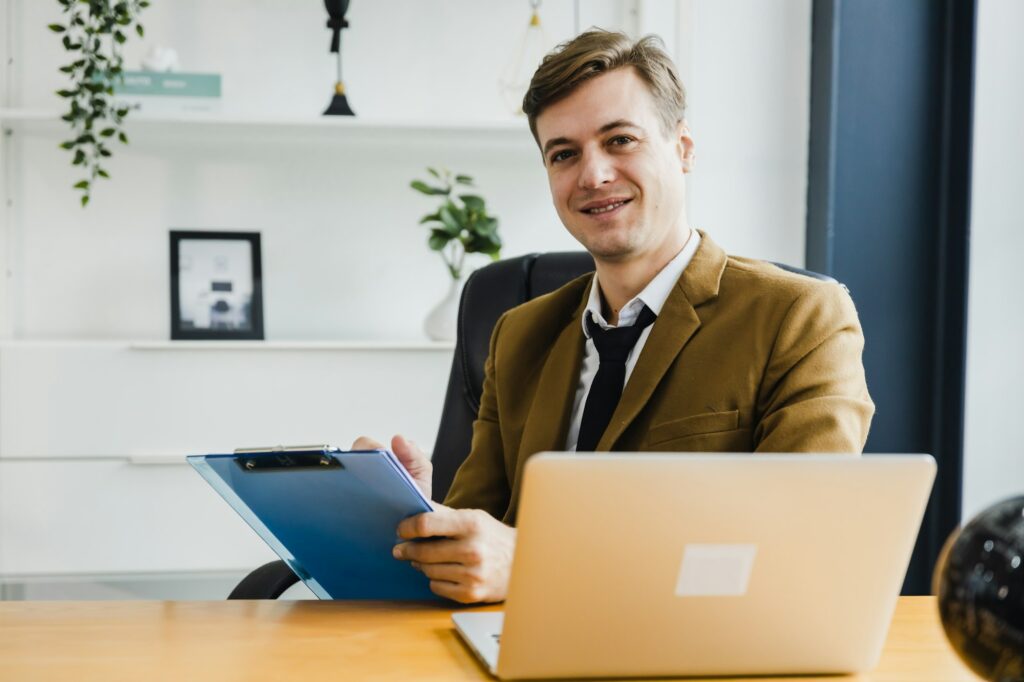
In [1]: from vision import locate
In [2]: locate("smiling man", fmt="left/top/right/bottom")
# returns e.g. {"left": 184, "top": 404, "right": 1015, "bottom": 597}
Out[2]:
{"left": 355, "top": 30, "right": 874, "bottom": 604}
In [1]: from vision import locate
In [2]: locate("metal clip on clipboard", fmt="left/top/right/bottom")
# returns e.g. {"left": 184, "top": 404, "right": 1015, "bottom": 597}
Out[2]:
{"left": 232, "top": 444, "right": 342, "bottom": 471}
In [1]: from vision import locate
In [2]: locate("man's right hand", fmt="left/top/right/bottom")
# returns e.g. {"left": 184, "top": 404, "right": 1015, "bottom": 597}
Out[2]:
{"left": 351, "top": 434, "right": 433, "bottom": 501}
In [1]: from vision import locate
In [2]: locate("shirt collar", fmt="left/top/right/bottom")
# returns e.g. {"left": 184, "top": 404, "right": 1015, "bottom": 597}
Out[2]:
{"left": 582, "top": 230, "right": 702, "bottom": 337}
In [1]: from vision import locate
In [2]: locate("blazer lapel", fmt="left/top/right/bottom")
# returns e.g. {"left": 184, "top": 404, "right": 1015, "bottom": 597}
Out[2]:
{"left": 511, "top": 281, "right": 589, "bottom": 477}
{"left": 596, "top": 231, "right": 728, "bottom": 450}
{"left": 506, "top": 309, "right": 585, "bottom": 523}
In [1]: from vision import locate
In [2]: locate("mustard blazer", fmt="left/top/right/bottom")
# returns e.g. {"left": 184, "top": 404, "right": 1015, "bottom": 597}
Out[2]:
{"left": 444, "top": 232, "right": 875, "bottom": 524}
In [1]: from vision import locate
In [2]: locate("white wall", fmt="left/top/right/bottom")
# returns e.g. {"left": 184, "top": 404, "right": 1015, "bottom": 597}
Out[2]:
{"left": 0, "top": 0, "right": 811, "bottom": 343}
{"left": 961, "top": 0, "right": 1024, "bottom": 520}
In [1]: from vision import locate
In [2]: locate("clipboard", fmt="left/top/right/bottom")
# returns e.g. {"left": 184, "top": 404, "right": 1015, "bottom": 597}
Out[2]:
{"left": 188, "top": 445, "right": 439, "bottom": 600}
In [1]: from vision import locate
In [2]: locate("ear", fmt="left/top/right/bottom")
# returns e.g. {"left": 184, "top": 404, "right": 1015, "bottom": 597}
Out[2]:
{"left": 676, "top": 120, "right": 696, "bottom": 173}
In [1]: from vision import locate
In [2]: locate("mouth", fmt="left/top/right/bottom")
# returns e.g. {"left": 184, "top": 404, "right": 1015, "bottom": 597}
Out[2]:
{"left": 580, "top": 197, "right": 633, "bottom": 216}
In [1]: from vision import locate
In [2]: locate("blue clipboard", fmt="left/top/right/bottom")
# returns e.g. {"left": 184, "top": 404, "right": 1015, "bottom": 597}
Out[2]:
{"left": 188, "top": 446, "right": 439, "bottom": 600}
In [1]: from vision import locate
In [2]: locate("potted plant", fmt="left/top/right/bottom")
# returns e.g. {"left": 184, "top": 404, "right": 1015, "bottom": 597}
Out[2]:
{"left": 411, "top": 168, "right": 502, "bottom": 341}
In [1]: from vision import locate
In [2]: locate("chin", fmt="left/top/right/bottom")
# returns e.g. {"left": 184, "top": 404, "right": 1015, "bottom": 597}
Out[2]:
{"left": 579, "top": 239, "right": 637, "bottom": 262}
{"left": 572, "top": 227, "right": 640, "bottom": 261}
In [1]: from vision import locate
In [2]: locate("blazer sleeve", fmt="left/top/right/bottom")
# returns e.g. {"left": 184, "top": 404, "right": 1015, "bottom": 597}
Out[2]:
{"left": 442, "top": 312, "right": 512, "bottom": 519}
{"left": 753, "top": 283, "right": 875, "bottom": 452}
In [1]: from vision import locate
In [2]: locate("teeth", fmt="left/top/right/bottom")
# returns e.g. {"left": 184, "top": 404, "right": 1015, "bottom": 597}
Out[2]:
{"left": 586, "top": 201, "right": 626, "bottom": 214}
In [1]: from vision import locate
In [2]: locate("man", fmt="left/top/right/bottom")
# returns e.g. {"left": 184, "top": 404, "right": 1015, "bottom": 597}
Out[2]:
{"left": 354, "top": 30, "right": 874, "bottom": 604}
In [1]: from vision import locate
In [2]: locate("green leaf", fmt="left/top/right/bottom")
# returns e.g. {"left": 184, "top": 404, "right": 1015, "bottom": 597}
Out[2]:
{"left": 135, "top": 24, "right": 144, "bottom": 37}
{"left": 459, "top": 194, "right": 485, "bottom": 212}
{"left": 426, "top": 167, "right": 442, "bottom": 179}
{"left": 455, "top": 174, "right": 474, "bottom": 185}
{"left": 99, "top": 148, "right": 112, "bottom": 157}
{"left": 464, "top": 231, "right": 502, "bottom": 255}
{"left": 97, "top": 168, "right": 110, "bottom": 179}
{"left": 72, "top": 149, "right": 86, "bottom": 165}
{"left": 477, "top": 217, "right": 499, "bottom": 235}
{"left": 438, "top": 204, "right": 463, "bottom": 235}
{"left": 418, "top": 211, "right": 441, "bottom": 225}
{"left": 56, "top": 89, "right": 76, "bottom": 98}
{"left": 100, "top": 128, "right": 116, "bottom": 137}
{"left": 59, "top": 65, "right": 75, "bottom": 74}
{"left": 73, "top": 180, "right": 89, "bottom": 190}
{"left": 118, "top": 131, "right": 129, "bottom": 144}
{"left": 48, "top": 23, "right": 66, "bottom": 33}
{"left": 114, "top": 31, "right": 127, "bottom": 44}
{"left": 409, "top": 180, "right": 447, "bottom": 196}
{"left": 80, "top": 194, "right": 89, "bottom": 208}
{"left": 59, "top": 141, "right": 75, "bottom": 150}
{"left": 428, "top": 229, "right": 451, "bottom": 251}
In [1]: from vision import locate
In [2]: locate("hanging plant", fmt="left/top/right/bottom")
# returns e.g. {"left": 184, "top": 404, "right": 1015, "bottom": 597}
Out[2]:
{"left": 48, "top": 0, "right": 151, "bottom": 207}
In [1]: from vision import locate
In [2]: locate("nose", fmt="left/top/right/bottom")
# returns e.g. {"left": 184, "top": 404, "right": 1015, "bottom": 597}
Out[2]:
{"left": 576, "top": 149, "right": 616, "bottom": 190}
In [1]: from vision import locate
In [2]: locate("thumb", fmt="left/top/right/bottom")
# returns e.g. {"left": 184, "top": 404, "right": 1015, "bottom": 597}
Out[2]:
{"left": 391, "top": 434, "right": 429, "bottom": 470}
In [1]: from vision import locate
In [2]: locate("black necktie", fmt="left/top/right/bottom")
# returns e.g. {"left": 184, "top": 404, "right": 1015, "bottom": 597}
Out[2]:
{"left": 576, "top": 305, "right": 657, "bottom": 451}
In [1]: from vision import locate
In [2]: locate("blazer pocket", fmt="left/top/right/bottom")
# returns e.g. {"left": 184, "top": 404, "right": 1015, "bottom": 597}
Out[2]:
{"left": 647, "top": 410, "right": 740, "bottom": 445}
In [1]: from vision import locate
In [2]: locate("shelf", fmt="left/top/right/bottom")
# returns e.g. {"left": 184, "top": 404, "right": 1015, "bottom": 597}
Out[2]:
{"left": 0, "top": 339, "right": 455, "bottom": 351}
{"left": 0, "top": 108, "right": 538, "bottom": 149}
{"left": 128, "top": 340, "right": 456, "bottom": 351}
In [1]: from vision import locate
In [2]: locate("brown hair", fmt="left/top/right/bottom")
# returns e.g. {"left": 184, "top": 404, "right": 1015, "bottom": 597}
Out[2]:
{"left": 523, "top": 29, "right": 687, "bottom": 145}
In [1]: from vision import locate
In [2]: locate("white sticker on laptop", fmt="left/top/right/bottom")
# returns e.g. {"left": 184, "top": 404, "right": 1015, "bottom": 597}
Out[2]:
{"left": 675, "top": 544, "right": 757, "bottom": 597}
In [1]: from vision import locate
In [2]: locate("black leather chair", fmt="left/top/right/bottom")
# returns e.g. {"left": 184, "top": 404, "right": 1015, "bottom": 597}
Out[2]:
{"left": 227, "top": 251, "right": 836, "bottom": 599}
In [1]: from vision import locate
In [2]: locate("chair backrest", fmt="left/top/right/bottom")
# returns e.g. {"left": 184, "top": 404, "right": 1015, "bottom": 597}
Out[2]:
{"left": 430, "top": 252, "right": 837, "bottom": 502}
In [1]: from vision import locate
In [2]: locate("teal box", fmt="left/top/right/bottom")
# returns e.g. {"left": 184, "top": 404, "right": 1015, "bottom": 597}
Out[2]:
{"left": 113, "top": 71, "right": 221, "bottom": 98}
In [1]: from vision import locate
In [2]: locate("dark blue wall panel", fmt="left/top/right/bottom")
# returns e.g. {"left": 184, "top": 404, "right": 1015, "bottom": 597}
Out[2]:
{"left": 808, "top": 0, "right": 975, "bottom": 594}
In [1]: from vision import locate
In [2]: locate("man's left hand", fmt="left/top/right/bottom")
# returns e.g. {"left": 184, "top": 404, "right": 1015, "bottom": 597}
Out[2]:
{"left": 393, "top": 505, "right": 515, "bottom": 604}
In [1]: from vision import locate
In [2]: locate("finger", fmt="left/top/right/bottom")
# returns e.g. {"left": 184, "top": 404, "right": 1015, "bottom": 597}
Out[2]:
{"left": 391, "top": 434, "right": 431, "bottom": 472}
{"left": 416, "top": 562, "right": 468, "bottom": 583}
{"left": 351, "top": 435, "right": 385, "bottom": 451}
{"left": 428, "top": 579, "right": 475, "bottom": 604}
{"left": 397, "top": 508, "right": 462, "bottom": 540}
{"left": 394, "top": 538, "right": 475, "bottom": 564}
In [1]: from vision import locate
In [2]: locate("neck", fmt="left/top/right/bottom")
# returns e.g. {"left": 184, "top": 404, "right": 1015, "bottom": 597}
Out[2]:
{"left": 596, "top": 228, "right": 692, "bottom": 325}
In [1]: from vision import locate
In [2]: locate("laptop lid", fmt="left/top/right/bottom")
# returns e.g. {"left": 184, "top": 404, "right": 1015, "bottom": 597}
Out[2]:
{"left": 495, "top": 453, "right": 935, "bottom": 680}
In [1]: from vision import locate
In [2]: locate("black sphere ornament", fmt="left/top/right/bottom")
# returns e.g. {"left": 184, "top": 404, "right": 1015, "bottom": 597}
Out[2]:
{"left": 933, "top": 495, "right": 1024, "bottom": 682}
{"left": 323, "top": 0, "right": 354, "bottom": 116}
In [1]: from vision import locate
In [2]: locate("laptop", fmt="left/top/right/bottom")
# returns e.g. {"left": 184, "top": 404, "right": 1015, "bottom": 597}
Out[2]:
{"left": 453, "top": 453, "right": 935, "bottom": 679}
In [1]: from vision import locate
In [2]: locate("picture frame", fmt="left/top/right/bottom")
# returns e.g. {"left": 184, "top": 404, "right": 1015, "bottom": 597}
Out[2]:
{"left": 169, "top": 230, "right": 264, "bottom": 340}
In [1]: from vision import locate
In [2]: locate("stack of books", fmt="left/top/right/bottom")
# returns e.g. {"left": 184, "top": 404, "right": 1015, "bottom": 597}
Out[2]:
{"left": 112, "top": 71, "right": 221, "bottom": 114}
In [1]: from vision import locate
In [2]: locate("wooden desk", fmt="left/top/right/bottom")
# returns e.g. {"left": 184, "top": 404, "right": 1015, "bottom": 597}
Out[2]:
{"left": 0, "top": 596, "right": 976, "bottom": 681}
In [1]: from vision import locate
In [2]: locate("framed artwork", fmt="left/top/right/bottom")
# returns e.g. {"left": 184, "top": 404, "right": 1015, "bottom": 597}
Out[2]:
{"left": 169, "top": 230, "right": 264, "bottom": 340}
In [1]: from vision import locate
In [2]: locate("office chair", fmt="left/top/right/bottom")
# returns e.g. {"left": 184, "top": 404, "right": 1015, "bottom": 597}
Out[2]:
{"left": 227, "top": 251, "right": 837, "bottom": 599}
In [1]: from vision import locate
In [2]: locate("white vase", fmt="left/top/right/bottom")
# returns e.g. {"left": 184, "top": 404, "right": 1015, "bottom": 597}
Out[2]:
{"left": 424, "top": 275, "right": 466, "bottom": 341}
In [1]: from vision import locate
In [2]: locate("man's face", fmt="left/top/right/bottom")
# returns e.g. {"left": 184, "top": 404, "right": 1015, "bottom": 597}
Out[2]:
{"left": 535, "top": 67, "right": 694, "bottom": 264}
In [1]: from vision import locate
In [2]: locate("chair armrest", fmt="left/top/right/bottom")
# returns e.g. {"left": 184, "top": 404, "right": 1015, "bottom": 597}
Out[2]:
{"left": 227, "top": 560, "right": 301, "bottom": 600}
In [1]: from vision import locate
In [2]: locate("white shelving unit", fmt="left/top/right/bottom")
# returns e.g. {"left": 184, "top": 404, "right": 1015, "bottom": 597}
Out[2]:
{"left": 0, "top": 339, "right": 455, "bottom": 351}
{"left": 0, "top": 108, "right": 538, "bottom": 151}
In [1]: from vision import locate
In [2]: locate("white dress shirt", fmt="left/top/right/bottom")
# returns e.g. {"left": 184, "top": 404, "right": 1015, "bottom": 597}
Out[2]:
{"left": 564, "top": 231, "right": 702, "bottom": 451}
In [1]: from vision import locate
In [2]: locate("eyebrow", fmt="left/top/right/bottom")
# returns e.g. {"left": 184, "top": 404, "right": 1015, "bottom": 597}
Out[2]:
{"left": 541, "top": 119, "right": 646, "bottom": 156}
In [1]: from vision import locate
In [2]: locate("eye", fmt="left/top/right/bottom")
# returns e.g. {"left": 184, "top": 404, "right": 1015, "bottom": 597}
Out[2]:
{"left": 609, "top": 135, "right": 635, "bottom": 146}
{"left": 549, "top": 149, "right": 576, "bottom": 164}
